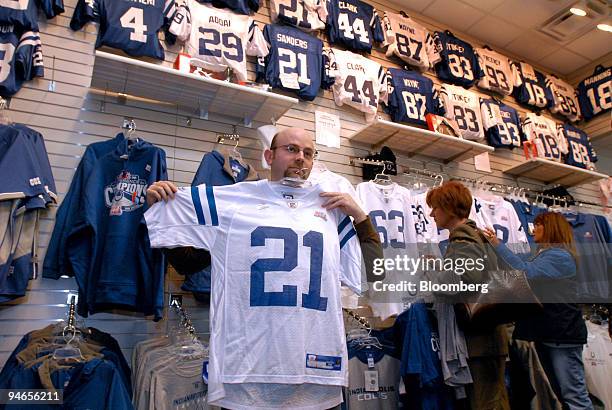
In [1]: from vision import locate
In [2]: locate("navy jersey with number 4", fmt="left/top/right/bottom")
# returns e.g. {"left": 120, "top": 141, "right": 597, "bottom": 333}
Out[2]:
{"left": 326, "top": 0, "right": 383, "bottom": 53}
{"left": 70, "top": 0, "right": 176, "bottom": 60}
{"left": 430, "top": 30, "right": 481, "bottom": 88}
{"left": 0, "top": 0, "right": 64, "bottom": 31}
{"left": 385, "top": 68, "right": 442, "bottom": 127}
{"left": 0, "top": 25, "right": 44, "bottom": 97}
{"left": 257, "top": 24, "right": 327, "bottom": 101}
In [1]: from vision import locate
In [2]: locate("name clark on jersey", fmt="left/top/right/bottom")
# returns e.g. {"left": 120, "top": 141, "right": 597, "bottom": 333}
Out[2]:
{"left": 347, "top": 63, "right": 366, "bottom": 73}
{"left": 276, "top": 33, "right": 309, "bottom": 49}
{"left": 338, "top": 1, "right": 358, "bottom": 12}
{"left": 209, "top": 16, "right": 231, "bottom": 27}
{"left": 584, "top": 69, "right": 610, "bottom": 85}
{"left": 398, "top": 24, "right": 416, "bottom": 35}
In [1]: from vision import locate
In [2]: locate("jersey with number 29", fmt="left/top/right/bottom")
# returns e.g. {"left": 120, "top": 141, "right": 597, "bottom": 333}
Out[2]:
{"left": 170, "top": 0, "right": 267, "bottom": 82}
{"left": 144, "top": 180, "right": 362, "bottom": 410}
{"left": 70, "top": 0, "right": 176, "bottom": 60}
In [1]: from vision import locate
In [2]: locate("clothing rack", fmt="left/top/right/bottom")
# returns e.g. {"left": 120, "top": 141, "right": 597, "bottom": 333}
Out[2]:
{"left": 349, "top": 157, "right": 391, "bottom": 167}
{"left": 402, "top": 167, "right": 444, "bottom": 185}
{"left": 169, "top": 298, "right": 197, "bottom": 337}
{"left": 343, "top": 308, "right": 371, "bottom": 331}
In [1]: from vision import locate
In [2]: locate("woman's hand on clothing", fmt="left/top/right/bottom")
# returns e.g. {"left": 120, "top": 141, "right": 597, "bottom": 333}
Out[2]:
{"left": 483, "top": 227, "right": 501, "bottom": 247}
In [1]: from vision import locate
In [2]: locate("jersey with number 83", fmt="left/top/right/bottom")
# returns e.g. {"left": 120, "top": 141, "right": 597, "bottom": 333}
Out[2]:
{"left": 325, "top": 48, "right": 388, "bottom": 121}
{"left": 440, "top": 84, "right": 484, "bottom": 141}
{"left": 144, "top": 180, "right": 362, "bottom": 409}
{"left": 70, "top": 0, "right": 176, "bottom": 60}
{"left": 430, "top": 30, "right": 481, "bottom": 88}
{"left": 170, "top": 1, "right": 267, "bottom": 82}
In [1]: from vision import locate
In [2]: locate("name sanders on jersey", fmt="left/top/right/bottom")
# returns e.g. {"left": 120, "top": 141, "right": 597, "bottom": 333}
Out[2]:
{"left": 338, "top": 2, "right": 358, "bottom": 13}
{"left": 209, "top": 16, "right": 231, "bottom": 27}
{"left": 276, "top": 34, "right": 309, "bottom": 49}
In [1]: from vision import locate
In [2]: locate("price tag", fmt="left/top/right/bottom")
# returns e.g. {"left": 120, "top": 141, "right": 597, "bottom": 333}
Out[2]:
{"left": 367, "top": 356, "right": 375, "bottom": 368}
{"left": 280, "top": 73, "right": 300, "bottom": 90}
{"left": 364, "top": 370, "right": 379, "bottom": 392}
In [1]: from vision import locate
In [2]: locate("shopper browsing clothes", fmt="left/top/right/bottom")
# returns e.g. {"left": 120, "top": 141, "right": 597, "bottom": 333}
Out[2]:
{"left": 426, "top": 181, "right": 511, "bottom": 410}
{"left": 483, "top": 212, "right": 593, "bottom": 410}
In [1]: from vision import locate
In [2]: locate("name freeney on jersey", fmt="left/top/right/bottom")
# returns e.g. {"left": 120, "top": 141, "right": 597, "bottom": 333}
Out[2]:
{"left": 144, "top": 180, "right": 363, "bottom": 409}
{"left": 325, "top": 48, "right": 388, "bottom": 121}
{"left": 169, "top": 0, "right": 268, "bottom": 82}
{"left": 475, "top": 47, "right": 518, "bottom": 96}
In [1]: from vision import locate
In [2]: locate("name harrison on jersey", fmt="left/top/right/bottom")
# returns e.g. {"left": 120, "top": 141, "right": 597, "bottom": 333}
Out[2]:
{"left": 276, "top": 33, "right": 309, "bottom": 49}
{"left": 209, "top": 16, "right": 231, "bottom": 27}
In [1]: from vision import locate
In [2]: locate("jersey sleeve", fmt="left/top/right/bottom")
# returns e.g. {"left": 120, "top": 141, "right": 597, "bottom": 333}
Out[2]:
{"left": 378, "top": 65, "right": 389, "bottom": 104}
{"left": 144, "top": 185, "right": 221, "bottom": 251}
{"left": 321, "top": 47, "right": 336, "bottom": 89}
{"left": 438, "top": 84, "right": 451, "bottom": 119}
{"left": 168, "top": 4, "right": 191, "bottom": 41}
{"left": 39, "top": 0, "right": 65, "bottom": 19}
{"left": 16, "top": 31, "right": 44, "bottom": 81}
{"left": 427, "top": 32, "right": 442, "bottom": 67}
{"left": 480, "top": 99, "right": 496, "bottom": 131}
{"left": 246, "top": 21, "right": 269, "bottom": 57}
{"left": 371, "top": 10, "right": 384, "bottom": 44}
{"left": 555, "top": 124, "right": 569, "bottom": 155}
{"left": 337, "top": 214, "right": 363, "bottom": 294}
{"left": 69, "top": 0, "right": 98, "bottom": 31}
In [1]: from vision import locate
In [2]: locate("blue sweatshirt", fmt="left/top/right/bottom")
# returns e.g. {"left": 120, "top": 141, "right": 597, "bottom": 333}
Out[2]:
{"left": 495, "top": 244, "right": 576, "bottom": 280}
{"left": 67, "top": 138, "right": 167, "bottom": 320}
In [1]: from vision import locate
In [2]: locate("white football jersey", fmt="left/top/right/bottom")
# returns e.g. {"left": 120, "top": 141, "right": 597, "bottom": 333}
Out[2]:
{"left": 522, "top": 113, "right": 567, "bottom": 162}
{"left": 382, "top": 11, "right": 434, "bottom": 70}
{"left": 409, "top": 191, "right": 439, "bottom": 244}
{"left": 439, "top": 84, "right": 485, "bottom": 141}
{"left": 584, "top": 321, "right": 612, "bottom": 410}
{"left": 325, "top": 48, "right": 388, "bottom": 121}
{"left": 546, "top": 75, "right": 581, "bottom": 122}
{"left": 475, "top": 47, "right": 518, "bottom": 96}
{"left": 472, "top": 195, "right": 528, "bottom": 253}
{"left": 170, "top": 1, "right": 268, "bottom": 82}
{"left": 145, "top": 180, "right": 363, "bottom": 410}
{"left": 270, "top": 0, "right": 326, "bottom": 31}
{"left": 356, "top": 181, "right": 418, "bottom": 319}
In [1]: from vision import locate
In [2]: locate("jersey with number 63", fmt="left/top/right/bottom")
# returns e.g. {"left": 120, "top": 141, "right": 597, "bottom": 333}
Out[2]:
{"left": 475, "top": 47, "right": 517, "bottom": 96}
{"left": 522, "top": 113, "right": 567, "bottom": 162}
{"left": 144, "top": 180, "right": 362, "bottom": 409}
{"left": 326, "top": 0, "right": 383, "bottom": 53}
{"left": 546, "top": 75, "right": 581, "bottom": 122}
{"left": 430, "top": 30, "right": 481, "bottom": 88}
{"left": 170, "top": 1, "right": 267, "bottom": 82}
{"left": 256, "top": 24, "right": 327, "bottom": 101}
{"left": 382, "top": 12, "right": 434, "bottom": 70}
{"left": 558, "top": 123, "right": 597, "bottom": 169}
{"left": 385, "top": 68, "right": 442, "bottom": 127}
{"left": 70, "top": 0, "right": 176, "bottom": 60}
{"left": 439, "top": 84, "right": 484, "bottom": 140}
{"left": 480, "top": 98, "right": 521, "bottom": 149}
{"left": 0, "top": 26, "right": 43, "bottom": 97}
{"left": 325, "top": 48, "right": 387, "bottom": 121}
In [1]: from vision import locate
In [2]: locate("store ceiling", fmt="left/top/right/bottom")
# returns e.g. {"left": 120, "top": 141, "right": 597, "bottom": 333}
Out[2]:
{"left": 399, "top": 0, "right": 612, "bottom": 76}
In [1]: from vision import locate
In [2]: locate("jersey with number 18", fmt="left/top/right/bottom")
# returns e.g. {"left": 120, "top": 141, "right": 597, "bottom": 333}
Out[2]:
{"left": 144, "top": 180, "right": 363, "bottom": 409}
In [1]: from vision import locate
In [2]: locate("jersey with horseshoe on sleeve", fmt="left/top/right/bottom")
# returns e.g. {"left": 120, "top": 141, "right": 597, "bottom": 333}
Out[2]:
{"left": 144, "top": 180, "right": 363, "bottom": 410}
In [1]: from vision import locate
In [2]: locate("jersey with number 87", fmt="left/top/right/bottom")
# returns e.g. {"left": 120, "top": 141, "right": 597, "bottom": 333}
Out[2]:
{"left": 70, "top": 0, "right": 177, "bottom": 60}
{"left": 170, "top": 1, "right": 268, "bottom": 82}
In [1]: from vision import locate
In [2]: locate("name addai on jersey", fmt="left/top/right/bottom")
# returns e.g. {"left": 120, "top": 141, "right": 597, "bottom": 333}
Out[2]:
{"left": 70, "top": 0, "right": 177, "bottom": 60}
{"left": 385, "top": 68, "right": 443, "bottom": 127}
{"left": 170, "top": 1, "right": 268, "bottom": 82}
{"left": 326, "top": 0, "right": 383, "bottom": 53}
{"left": 257, "top": 24, "right": 329, "bottom": 101}
{"left": 144, "top": 180, "right": 362, "bottom": 410}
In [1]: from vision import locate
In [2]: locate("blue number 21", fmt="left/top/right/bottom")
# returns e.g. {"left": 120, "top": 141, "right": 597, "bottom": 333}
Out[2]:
{"left": 250, "top": 227, "right": 327, "bottom": 311}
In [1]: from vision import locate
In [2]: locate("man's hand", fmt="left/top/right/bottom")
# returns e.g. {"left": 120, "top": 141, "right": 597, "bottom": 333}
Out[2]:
{"left": 320, "top": 192, "right": 367, "bottom": 224}
{"left": 482, "top": 227, "right": 501, "bottom": 246}
{"left": 147, "top": 181, "right": 178, "bottom": 206}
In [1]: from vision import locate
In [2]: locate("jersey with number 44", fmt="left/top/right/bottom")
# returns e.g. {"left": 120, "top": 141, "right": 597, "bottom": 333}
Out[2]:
{"left": 325, "top": 48, "right": 387, "bottom": 121}
{"left": 558, "top": 123, "right": 597, "bottom": 169}
{"left": 0, "top": 26, "right": 43, "bottom": 97}
{"left": 382, "top": 12, "right": 434, "bottom": 70}
{"left": 170, "top": 1, "right": 267, "bottom": 82}
{"left": 144, "top": 180, "right": 362, "bottom": 409}
{"left": 577, "top": 65, "right": 611, "bottom": 121}
{"left": 385, "top": 68, "right": 442, "bottom": 127}
{"left": 522, "top": 113, "right": 567, "bottom": 162}
{"left": 70, "top": 0, "right": 176, "bottom": 60}
{"left": 439, "top": 84, "right": 484, "bottom": 141}
{"left": 326, "top": 0, "right": 383, "bottom": 53}
{"left": 512, "top": 61, "right": 553, "bottom": 109}
{"left": 430, "top": 30, "right": 481, "bottom": 88}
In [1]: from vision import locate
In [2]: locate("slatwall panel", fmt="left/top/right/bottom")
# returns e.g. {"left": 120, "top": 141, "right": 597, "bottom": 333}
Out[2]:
{"left": 0, "top": 0, "right": 610, "bottom": 368}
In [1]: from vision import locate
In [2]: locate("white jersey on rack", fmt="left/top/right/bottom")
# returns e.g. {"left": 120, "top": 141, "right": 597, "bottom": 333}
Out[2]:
{"left": 409, "top": 191, "right": 439, "bottom": 244}
{"left": 324, "top": 48, "right": 388, "bottom": 121}
{"left": 522, "top": 113, "right": 567, "bottom": 162}
{"left": 270, "top": 0, "right": 326, "bottom": 31}
{"left": 145, "top": 180, "right": 363, "bottom": 410}
{"left": 545, "top": 75, "right": 581, "bottom": 122}
{"left": 382, "top": 11, "right": 434, "bottom": 69}
{"left": 472, "top": 195, "right": 528, "bottom": 252}
{"left": 439, "top": 84, "right": 485, "bottom": 141}
{"left": 169, "top": 0, "right": 268, "bottom": 82}
{"left": 356, "top": 181, "right": 417, "bottom": 319}
{"left": 475, "top": 47, "right": 518, "bottom": 96}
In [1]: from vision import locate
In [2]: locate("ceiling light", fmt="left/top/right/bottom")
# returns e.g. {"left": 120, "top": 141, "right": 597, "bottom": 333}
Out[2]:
{"left": 597, "top": 22, "right": 612, "bottom": 32}
{"left": 570, "top": 6, "right": 587, "bottom": 16}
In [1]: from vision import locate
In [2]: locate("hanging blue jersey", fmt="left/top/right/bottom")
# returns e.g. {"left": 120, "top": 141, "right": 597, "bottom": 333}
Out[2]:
{"left": 0, "top": 0, "right": 63, "bottom": 30}
{"left": 558, "top": 123, "right": 597, "bottom": 169}
{"left": 577, "top": 65, "right": 611, "bottom": 121}
{"left": 512, "top": 61, "right": 553, "bottom": 109}
{"left": 70, "top": 0, "right": 177, "bottom": 60}
{"left": 480, "top": 98, "right": 522, "bottom": 149}
{"left": 385, "top": 68, "right": 442, "bottom": 127}
{"left": 430, "top": 30, "right": 481, "bottom": 88}
{"left": 0, "top": 26, "right": 43, "bottom": 97}
{"left": 326, "top": 0, "right": 383, "bottom": 53}
{"left": 509, "top": 199, "right": 544, "bottom": 246}
{"left": 256, "top": 24, "right": 326, "bottom": 101}
{"left": 198, "top": 0, "right": 259, "bottom": 15}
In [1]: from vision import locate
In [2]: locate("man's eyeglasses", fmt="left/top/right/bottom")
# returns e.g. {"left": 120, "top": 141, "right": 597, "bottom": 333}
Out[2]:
{"left": 271, "top": 144, "right": 318, "bottom": 160}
